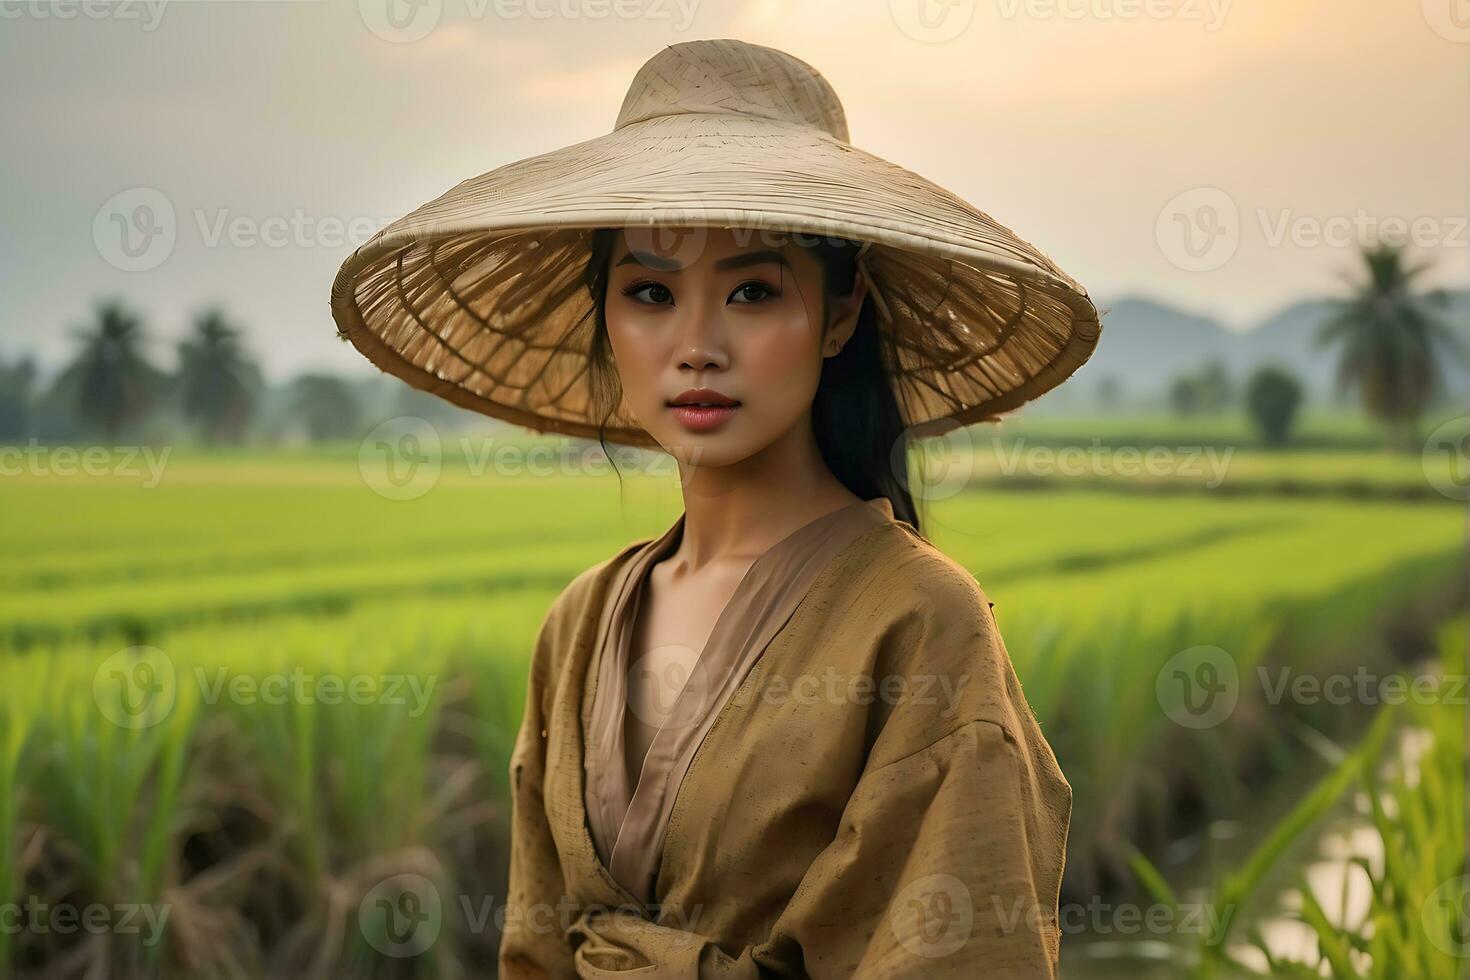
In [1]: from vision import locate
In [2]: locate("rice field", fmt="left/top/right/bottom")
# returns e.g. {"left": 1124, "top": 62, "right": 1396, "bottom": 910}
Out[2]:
{"left": 0, "top": 447, "right": 1462, "bottom": 976}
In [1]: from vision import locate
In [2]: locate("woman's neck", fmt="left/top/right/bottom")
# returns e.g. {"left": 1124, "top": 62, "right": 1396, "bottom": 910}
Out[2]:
{"left": 671, "top": 420, "right": 865, "bottom": 573}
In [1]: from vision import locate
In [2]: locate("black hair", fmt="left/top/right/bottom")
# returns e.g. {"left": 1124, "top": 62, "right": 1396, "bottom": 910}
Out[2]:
{"left": 579, "top": 227, "right": 922, "bottom": 535}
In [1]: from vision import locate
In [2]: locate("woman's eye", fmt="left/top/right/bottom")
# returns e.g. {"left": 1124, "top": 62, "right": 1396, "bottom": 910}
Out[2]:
{"left": 625, "top": 282, "right": 673, "bottom": 305}
{"left": 730, "top": 281, "right": 776, "bottom": 304}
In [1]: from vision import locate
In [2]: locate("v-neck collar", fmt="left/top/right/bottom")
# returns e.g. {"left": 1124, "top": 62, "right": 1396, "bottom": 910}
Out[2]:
{"left": 578, "top": 495, "right": 898, "bottom": 909}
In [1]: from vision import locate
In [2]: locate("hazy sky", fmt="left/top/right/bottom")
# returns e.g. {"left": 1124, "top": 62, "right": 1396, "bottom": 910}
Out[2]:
{"left": 3, "top": 0, "right": 1466, "bottom": 382}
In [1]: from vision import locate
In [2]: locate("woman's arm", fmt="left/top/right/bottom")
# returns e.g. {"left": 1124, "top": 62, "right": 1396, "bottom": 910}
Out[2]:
{"left": 499, "top": 600, "right": 581, "bottom": 979}
{"left": 567, "top": 716, "right": 1069, "bottom": 978}
{"left": 763, "top": 713, "right": 1070, "bottom": 978}
{"left": 773, "top": 554, "right": 1071, "bottom": 976}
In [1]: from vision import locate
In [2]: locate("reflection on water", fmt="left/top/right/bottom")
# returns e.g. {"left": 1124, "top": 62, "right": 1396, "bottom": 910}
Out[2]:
{"left": 1241, "top": 824, "right": 1380, "bottom": 973}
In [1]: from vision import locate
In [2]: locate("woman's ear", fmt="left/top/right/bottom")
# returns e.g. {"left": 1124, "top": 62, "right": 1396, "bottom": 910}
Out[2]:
{"left": 822, "top": 274, "right": 868, "bottom": 357}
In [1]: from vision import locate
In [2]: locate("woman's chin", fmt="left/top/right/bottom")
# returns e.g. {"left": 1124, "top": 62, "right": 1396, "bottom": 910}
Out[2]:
{"left": 654, "top": 431, "right": 756, "bottom": 469}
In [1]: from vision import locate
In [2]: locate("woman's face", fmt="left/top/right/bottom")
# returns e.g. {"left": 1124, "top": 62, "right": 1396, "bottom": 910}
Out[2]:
{"left": 604, "top": 226, "right": 864, "bottom": 467}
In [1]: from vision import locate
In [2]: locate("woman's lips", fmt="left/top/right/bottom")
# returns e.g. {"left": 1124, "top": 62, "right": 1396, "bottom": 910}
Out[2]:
{"left": 668, "top": 404, "right": 740, "bottom": 432}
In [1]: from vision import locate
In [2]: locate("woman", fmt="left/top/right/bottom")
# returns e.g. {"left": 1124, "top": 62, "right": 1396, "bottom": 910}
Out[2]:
{"left": 332, "top": 38, "right": 1100, "bottom": 979}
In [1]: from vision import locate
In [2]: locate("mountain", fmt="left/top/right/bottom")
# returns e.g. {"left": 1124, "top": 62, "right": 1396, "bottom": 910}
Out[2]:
{"left": 1037, "top": 289, "right": 1470, "bottom": 411}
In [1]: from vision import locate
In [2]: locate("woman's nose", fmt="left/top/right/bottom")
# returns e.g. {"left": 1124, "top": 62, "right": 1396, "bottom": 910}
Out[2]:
{"left": 679, "top": 343, "right": 727, "bottom": 371}
{"left": 674, "top": 304, "right": 729, "bottom": 372}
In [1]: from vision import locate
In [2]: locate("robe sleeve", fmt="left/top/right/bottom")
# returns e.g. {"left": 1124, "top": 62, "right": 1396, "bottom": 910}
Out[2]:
{"left": 499, "top": 594, "right": 581, "bottom": 980}
{"left": 564, "top": 555, "right": 1071, "bottom": 979}
{"left": 566, "top": 718, "right": 1068, "bottom": 979}
{"left": 766, "top": 562, "right": 1072, "bottom": 979}
{"left": 762, "top": 715, "right": 1069, "bottom": 978}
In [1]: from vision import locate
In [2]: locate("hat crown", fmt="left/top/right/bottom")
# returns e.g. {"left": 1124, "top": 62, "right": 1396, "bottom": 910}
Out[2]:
{"left": 614, "top": 39, "right": 849, "bottom": 142}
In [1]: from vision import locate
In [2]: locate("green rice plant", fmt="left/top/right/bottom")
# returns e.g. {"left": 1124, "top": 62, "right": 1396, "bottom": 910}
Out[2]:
{"left": 1261, "top": 616, "right": 1466, "bottom": 979}
{"left": 0, "top": 675, "right": 34, "bottom": 975}
{"left": 960, "top": 446, "right": 1458, "bottom": 499}
{"left": 5, "top": 476, "right": 1461, "bottom": 656}
{"left": 1127, "top": 701, "right": 1397, "bottom": 977}
{"left": 1128, "top": 616, "right": 1467, "bottom": 978}
{"left": 1003, "top": 596, "right": 1280, "bottom": 894}
{"left": 0, "top": 536, "right": 601, "bottom": 652}
{"left": 9, "top": 645, "right": 201, "bottom": 975}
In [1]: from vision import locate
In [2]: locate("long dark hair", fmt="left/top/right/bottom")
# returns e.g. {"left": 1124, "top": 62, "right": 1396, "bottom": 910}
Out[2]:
{"left": 579, "top": 227, "right": 922, "bottom": 535}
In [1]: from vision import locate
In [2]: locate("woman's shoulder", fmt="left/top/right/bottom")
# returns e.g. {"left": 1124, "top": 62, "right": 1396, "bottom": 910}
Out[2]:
{"left": 528, "top": 536, "right": 654, "bottom": 691}
{"left": 828, "top": 518, "right": 1033, "bottom": 745}
{"left": 842, "top": 518, "right": 998, "bottom": 620}
{"left": 546, "top": 535, "right": 651, "bottom": 622}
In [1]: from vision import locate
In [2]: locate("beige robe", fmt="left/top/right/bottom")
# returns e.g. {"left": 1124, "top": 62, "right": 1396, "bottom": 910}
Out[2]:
{"left": 500, "top": 499, "right": 1071, "bottom": 979}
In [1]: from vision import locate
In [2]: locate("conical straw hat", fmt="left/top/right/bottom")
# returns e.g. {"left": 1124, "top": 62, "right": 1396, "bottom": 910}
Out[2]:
{"left": 330, "top": 38, "right": 1101, "bottom": 448}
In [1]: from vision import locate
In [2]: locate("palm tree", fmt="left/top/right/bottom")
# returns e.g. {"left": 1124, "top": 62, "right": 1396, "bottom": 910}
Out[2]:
{"left": 1315, "top": 244, "right": 1466, "bottom": 453}
{"left": 55, "top": 299, "right": 163, "bottom": 441}
{"left": 178, "top": 308, "right": 258, "bottom": 445}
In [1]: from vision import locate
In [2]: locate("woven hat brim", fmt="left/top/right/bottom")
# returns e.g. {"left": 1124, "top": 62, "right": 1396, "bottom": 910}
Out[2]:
{"left": 331, "top": 111, "right": 1101, "bottom": 449}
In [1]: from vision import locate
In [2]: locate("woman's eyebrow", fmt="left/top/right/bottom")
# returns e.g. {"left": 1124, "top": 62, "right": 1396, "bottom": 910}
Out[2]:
{"left": 615, "top": 249, "right": 682, "bottom": 271}
{"left": 613, "top": 249, "right": 791, "bottom": 273}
